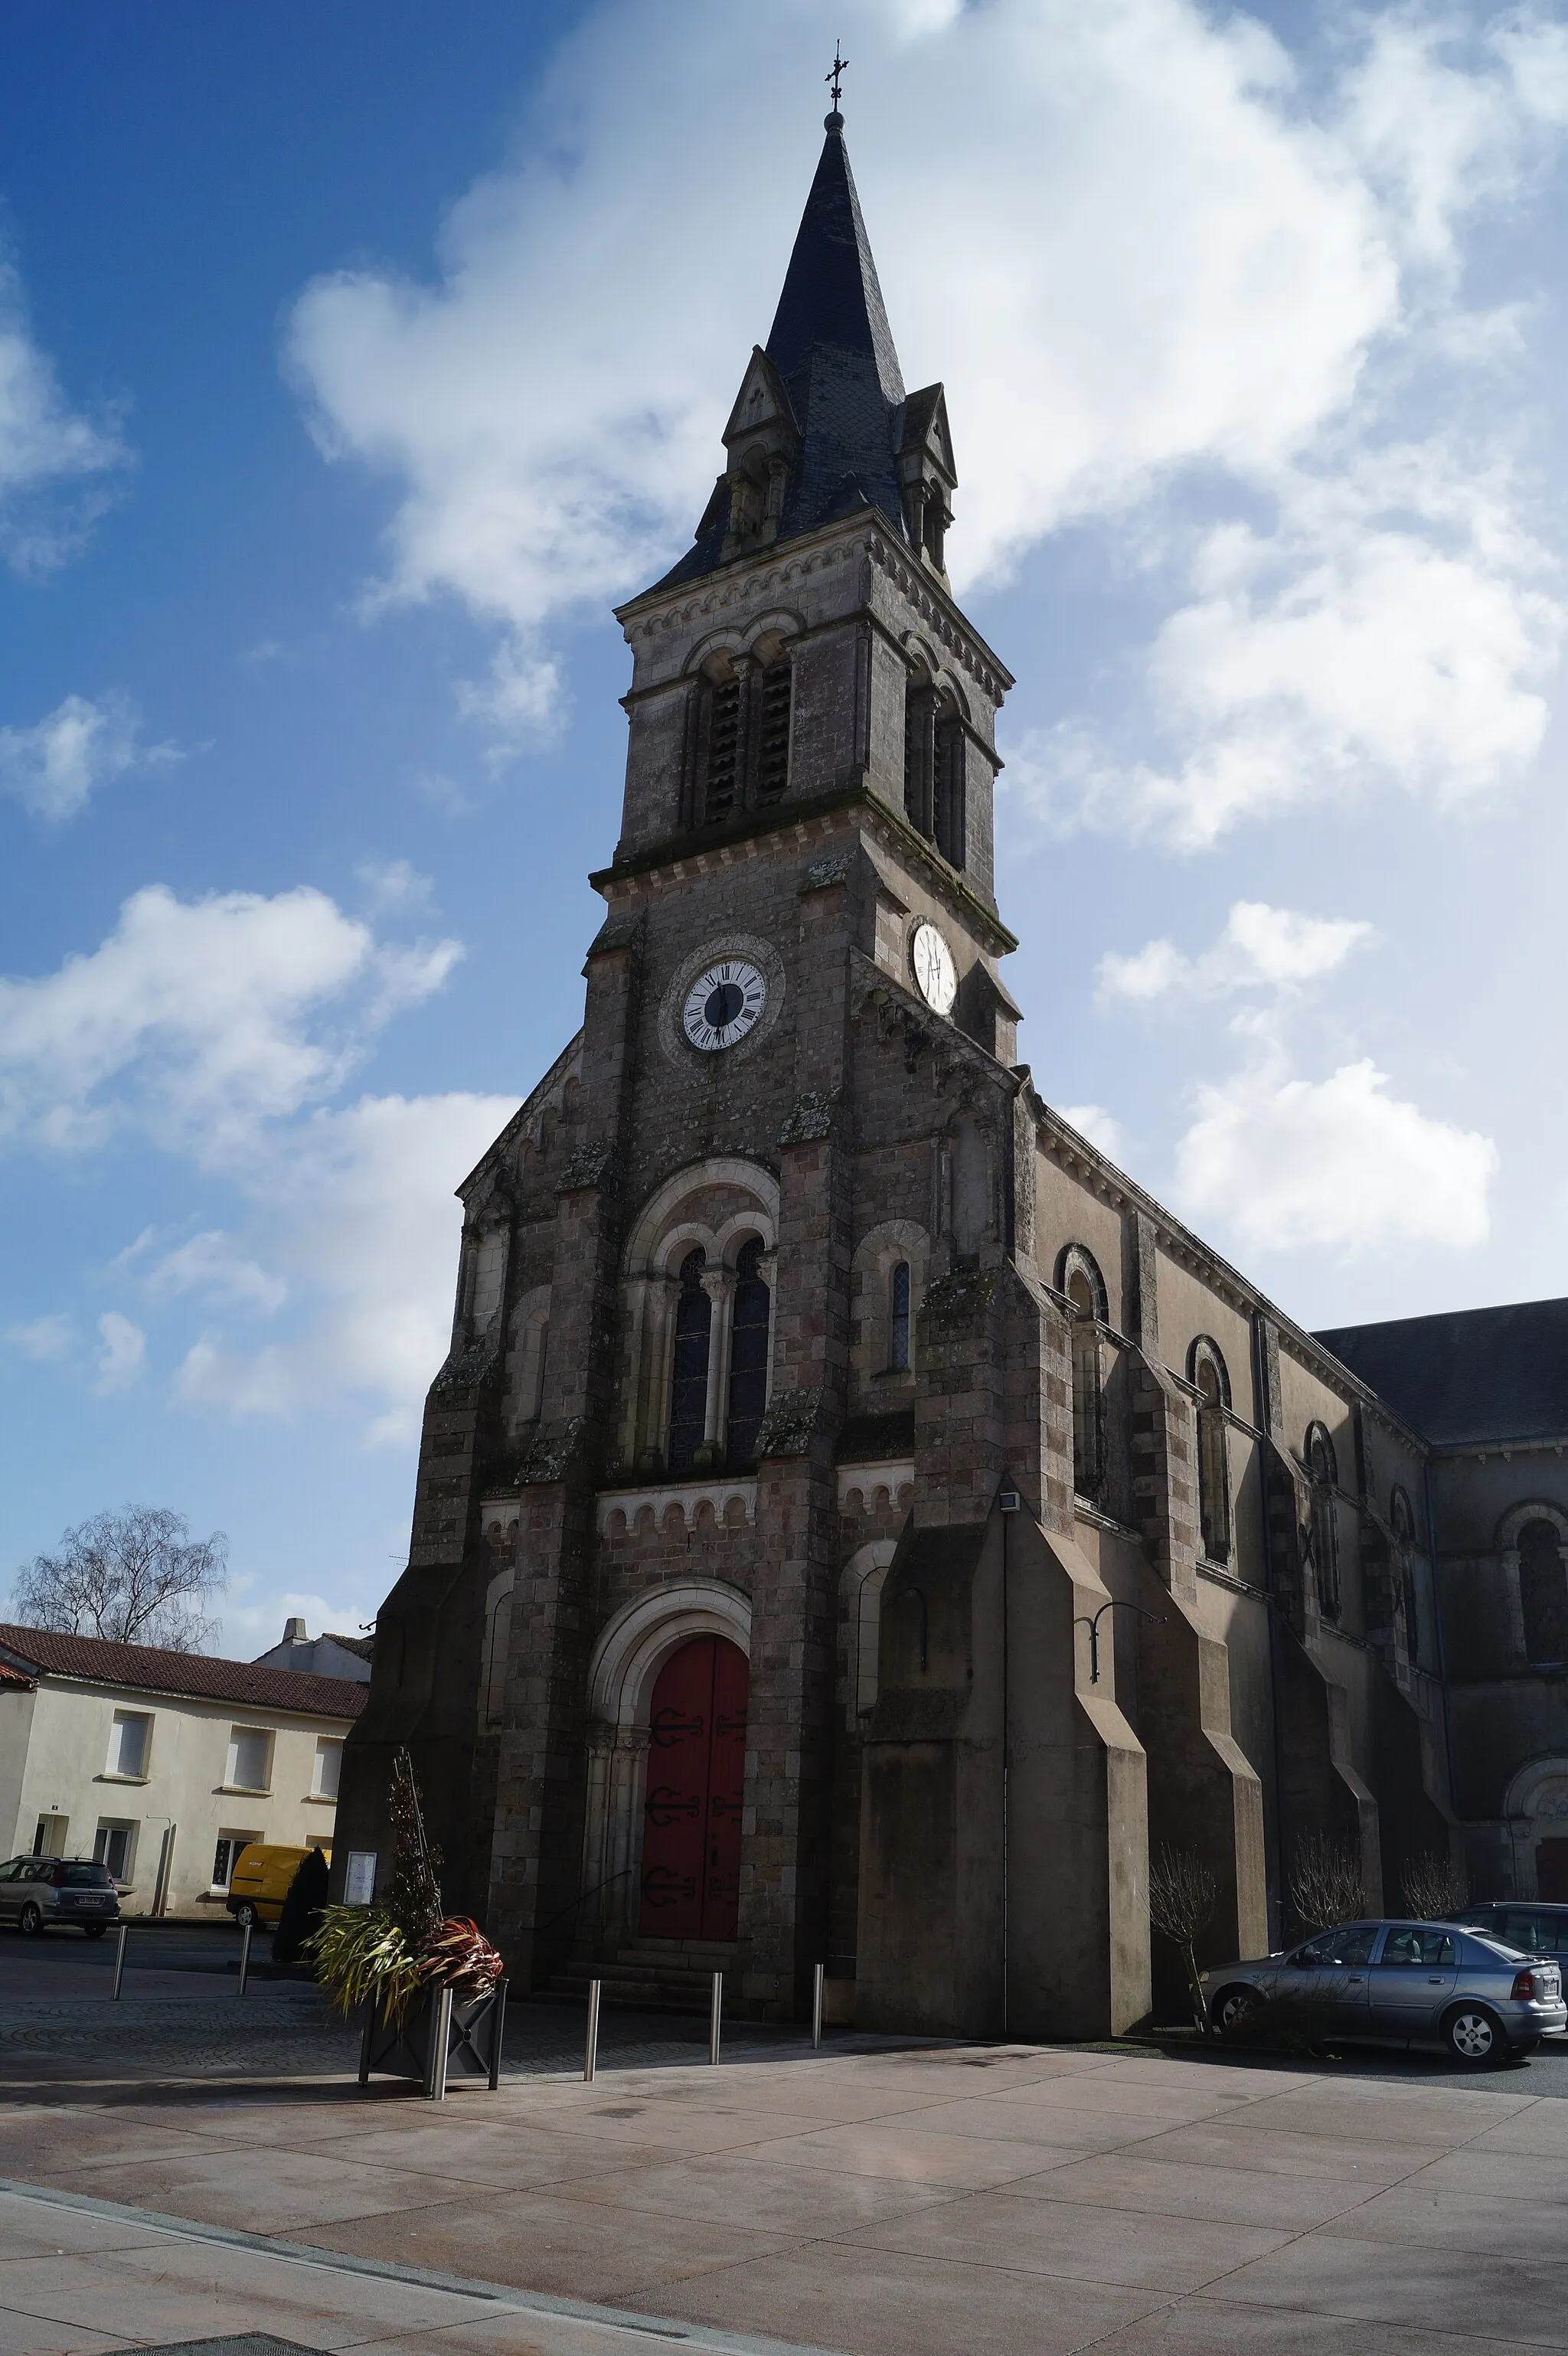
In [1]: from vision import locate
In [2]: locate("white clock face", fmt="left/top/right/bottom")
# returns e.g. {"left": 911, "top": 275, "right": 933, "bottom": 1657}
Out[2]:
{"left": 910, "top": 921, "right": 958, "bottom": 1016}
{"left": 682, "top": 959, "right": 768, "bottom": 1052}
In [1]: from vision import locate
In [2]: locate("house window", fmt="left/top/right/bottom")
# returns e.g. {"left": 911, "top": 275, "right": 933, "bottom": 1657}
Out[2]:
{"left": 704, "top": 676, "right": 742, "bottom": 822}
{"left": 1306, "top": 1425, "right": 1341, "bottom": 1619}
{"left": 755, "top": 662, "right": 792, "bottom": 805}
{"left": 933, "top": 713, "right": 965, "bottom": 869}
{"left": 312, "top": 1737, "right": 344, "bottom": 1801}
{"left": 1391, "top": 1486, "right": 1419, "bottom": 1661}
{"left": 211, "top": 1832, "right": 261, "bottom": 1892}
{"left": 93, "top": 1822, "right": 136, "bottom": 1882}
{"left": 667, "top": 1248, "right": 712, "bottom": 1472}
{"left": 225, "top": 1726, "right": 273, "bottom": 1794}
{"left": 726, "top": 1239, "right": 772, "bottom": 1467}
{"left": 105, "top": 1711, "right": 152, "bottom": 1780}
{"left": 1521, "top": 1521, "right": 1568, "bottom": 1665}
{"left": 888, "top": 1261, "right": 911, "bottom": 1373}
{"left": 1191, "top": 1341, "right": 1231, "bottom": 1564}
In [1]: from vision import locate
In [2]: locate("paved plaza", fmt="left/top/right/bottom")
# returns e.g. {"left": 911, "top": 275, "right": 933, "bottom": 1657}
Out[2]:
{"left": 4, "top": 1936, "right": 1568, "bottom": 2353}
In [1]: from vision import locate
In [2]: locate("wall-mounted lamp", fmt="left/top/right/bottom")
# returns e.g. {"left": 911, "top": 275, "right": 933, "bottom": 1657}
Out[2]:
{"left": 1074, "top": 1598, "right": 1167, "bottom": 1684}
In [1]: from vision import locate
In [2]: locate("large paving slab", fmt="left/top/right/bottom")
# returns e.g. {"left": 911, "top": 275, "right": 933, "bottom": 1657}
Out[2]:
{"left": 7, "top": 1970, "right": 1568, "bottom": 2353}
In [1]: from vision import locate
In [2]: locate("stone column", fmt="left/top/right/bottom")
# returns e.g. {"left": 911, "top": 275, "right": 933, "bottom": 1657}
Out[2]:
{"left": 699, "top": 1266, "right": 738, "bottom": 1457}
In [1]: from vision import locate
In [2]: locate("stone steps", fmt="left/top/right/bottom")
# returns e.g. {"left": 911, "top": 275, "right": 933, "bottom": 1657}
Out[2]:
{"left": 547, "top": 1938, "right": 740, "bottom": 2017}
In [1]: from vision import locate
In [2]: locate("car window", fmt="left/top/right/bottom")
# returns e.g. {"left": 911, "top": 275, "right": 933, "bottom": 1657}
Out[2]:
{"left": 1381, "top": 1928, "right": 1455, "bottom": 1967}
{"left": 57, "top": 1862, "right": 112, "bottom": 1887}
{"left": 0, "top": 1861, "right": 23, "bottom": 1882}
{"left": 1292, "top": 1933, "right": 1340, "bottom": 1965}
{"left": 1468, "top": 1933, "right": 1528, "bottom": 1963}
{"left": 1500, "top": 1910, "right": 1566, "bottom": 1955}
{"left": 1337, "top": 1926, "right": 1380, "bottom": 1965}
{"left": 1292, "top": 1926, "right": 1377, "bottom": 1966}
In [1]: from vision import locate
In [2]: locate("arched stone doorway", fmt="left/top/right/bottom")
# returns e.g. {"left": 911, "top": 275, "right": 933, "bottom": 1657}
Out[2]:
{"left": 638, "top": 1634, "right": 749, "bottom": 1939}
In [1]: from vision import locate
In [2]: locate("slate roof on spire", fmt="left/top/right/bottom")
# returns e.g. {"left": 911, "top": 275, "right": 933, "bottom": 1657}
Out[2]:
{"left": 655, "top": 116, "right": 917, "bottom": 590}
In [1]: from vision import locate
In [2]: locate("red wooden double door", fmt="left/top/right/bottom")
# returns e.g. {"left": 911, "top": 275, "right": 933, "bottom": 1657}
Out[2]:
{"left": 638, "top": 1635, "right": 748, "bottom": 1941}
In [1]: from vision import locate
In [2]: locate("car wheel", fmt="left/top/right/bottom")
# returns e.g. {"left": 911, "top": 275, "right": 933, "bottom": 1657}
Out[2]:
{"left": 1213, "top": 1985, "right": 1260, "bottom": 2043}
{"left": 81, "top": 1923, "right": 108, "bottom": 1940}
{"left": 234, "top": 1902, "right": 256, "bottom": 1930}
{"left": 18, "top": 1903, "right": 42, "bottom": 1936}
{"left": 1444, "top": 2004, "right": 1506, "bottom": 2064}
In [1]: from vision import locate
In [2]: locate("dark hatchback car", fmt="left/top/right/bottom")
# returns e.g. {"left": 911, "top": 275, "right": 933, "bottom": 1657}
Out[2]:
{"left": 1449, "top": 1901, "right": 1568, "bottom": 1972}
{"left": 0, "top": 1855, "right": 120, "bottom": 1936}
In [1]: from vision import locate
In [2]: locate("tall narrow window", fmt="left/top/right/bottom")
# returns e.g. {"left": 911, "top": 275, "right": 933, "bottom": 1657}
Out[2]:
{"left": 667, "top": 1248, "right": 712, "bottom": 1471}
{"left": 903, "top": 681, "right": 934, "bottom": 837}
{"left": 1307, "top": 1426, "right": 1340, "bottom": 1619}
{"left": 755, "top": 662, "right": 792, "bottom": 805}
{"left": 1521, "top": 1520, "right": 1568, "bottom": 1665}
{"left": 726, "top": 1240, "right": 771, "bottom": 1466}
{"left": 1066, "top": 1269, "right": 1103, "bottom": 1500}
{"left": 933, "top": 713, "right": 965, "bottom": 869}
{"left": 1192, "top": 1344, "right": 1231, "bottom": 1564}
{"left": 704, "top": 678, "right": 741, "bottom": 822}
{"left": 888, "top": 1261, "right": 911, "bottom": 1372}
{"left": 1390, "top": 1488, "right": 1419, "bottom": 1661}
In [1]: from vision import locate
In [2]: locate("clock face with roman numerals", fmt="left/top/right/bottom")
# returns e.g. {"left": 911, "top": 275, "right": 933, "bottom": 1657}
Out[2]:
{"left": 682, "top": 959, "right": 768, "bottom": 1052}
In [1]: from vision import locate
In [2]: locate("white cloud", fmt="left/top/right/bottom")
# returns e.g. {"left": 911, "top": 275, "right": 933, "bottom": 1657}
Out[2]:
{"left": 93, "top": 1310, "right": 145, "bottom": 1394}
{"left": 1057, "top": 1103, "right": 1129, "bottom": 1163}
{"left": 0, "top": 882, "right": 462, "bottom": 1156}
{"left": 354, "top": 858, "right": 433, "bottom": 913}
{"left": 2, "top": 1313, "right": 74, "bottom": 1364}
{"left": 1173, "top": 1053, "right": 1498, "bottom": 1256}
{"left": 173, "top": 1089, "right": 516, "bottom": 1446}
{"left": 142, "top": 1231, "right": 288, "bottom": 1315}
{"left": 0, "top": 255, "right": 126, "bottom": 573}
{"left": 1099, "top": 901, "right": 1375, "bottom": 1005}
{"left": 0, "top": 691, "right": 162, "bottom": 824}
{"left": 285, "top": 0, "right": 1568, "bottom": 810}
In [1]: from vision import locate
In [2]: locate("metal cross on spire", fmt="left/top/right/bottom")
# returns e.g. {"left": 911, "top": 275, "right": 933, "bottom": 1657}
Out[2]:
{"left": 825, "top": 41, "right": 848, "bottom": 112}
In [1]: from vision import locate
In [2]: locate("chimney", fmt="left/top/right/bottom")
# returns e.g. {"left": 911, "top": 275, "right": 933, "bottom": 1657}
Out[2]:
{"left": 283, "top": 1616, "right": 308, "bottom": 1644}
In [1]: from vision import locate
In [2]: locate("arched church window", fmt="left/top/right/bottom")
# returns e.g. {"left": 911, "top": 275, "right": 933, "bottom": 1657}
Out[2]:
{"left": 726, "top": 1239, "right": 771, "bottom": 1467}
{"left": 755, "top": 660, "right": 792, "bottom": 805}
{"left": 932, "top": 711, "right": 966, "bottom": 870}
{"left": 1391, "top": 1486, "right": 1419, "bottom": 1663}
{"left": 1056, "top": 1245, "right": 1107, "bottom": 1503}
{"left": 668, "top": 1249, "right": 712, "bottom": 1472}
{"left": 903, "top": 679, "right": 934, "bottom": 837}
{"left": 1306, "top": 1424, "right": 1341, "bottom": 1620}
{"left": 703, "top": 675, "right": 742, "bottom": 822}
{"left": 1521, "top": 1519, "right": 1568, "bottom": 1665}
{"left": 888, "top": 1261, "right": 911, "bottom": 1373}
{"left": 1189, "top": 1338, "right": 1231, "bottom": 1564}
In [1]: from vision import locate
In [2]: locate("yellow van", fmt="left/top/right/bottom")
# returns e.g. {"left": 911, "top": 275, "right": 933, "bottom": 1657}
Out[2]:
{"left": 226, "top": 1841, "right": 332, "bottom": 1929}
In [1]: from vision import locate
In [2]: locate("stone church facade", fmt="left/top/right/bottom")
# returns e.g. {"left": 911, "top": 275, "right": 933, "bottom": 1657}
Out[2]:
{"left": 335, "top": 115, "right": 1568, "bottom": 2034}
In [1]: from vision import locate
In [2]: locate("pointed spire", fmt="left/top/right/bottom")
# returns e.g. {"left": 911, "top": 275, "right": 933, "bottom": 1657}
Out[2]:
{"left": 765, "top": 115, "right": 905, "bottom": 409}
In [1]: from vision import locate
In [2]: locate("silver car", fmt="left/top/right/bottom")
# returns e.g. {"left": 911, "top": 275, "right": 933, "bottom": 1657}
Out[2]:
{"left": 0, "top": 1854, "right": 120, "bottom": 1936}
{"left": 1199, "top": 1917, "right": 1566, "bottom": 2064}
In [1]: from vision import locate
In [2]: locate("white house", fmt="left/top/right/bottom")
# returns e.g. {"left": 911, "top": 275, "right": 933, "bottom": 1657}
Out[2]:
{"left": 0, "top": 1623, "right": 366, "bottom": 1919}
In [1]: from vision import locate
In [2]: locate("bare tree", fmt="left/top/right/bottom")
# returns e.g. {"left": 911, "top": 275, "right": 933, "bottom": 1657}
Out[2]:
{"left": 1400, "top": 1851, "right": 1468, "bottom": 1919}
{"left": 9, "top": 1507, "right": 227, "bottom": 1652}
{"left": 1289, "top": 1833, "right": 1367, "bottom": 1936}
{"left": 1148, "top": 1844, "right": 1218, "bottom": 2034}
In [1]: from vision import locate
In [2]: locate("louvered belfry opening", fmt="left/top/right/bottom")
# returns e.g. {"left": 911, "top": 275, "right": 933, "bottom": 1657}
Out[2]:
{"left": 755, "top": 662, "right": 792, "bottom": 804}
{"left": 703, "top": 677, "right": 742, "bottom": 822}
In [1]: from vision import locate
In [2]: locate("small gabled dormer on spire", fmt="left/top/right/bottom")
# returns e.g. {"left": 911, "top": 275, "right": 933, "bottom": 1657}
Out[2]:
{"left": 658, "top": 87, "right": 957, "bottom": 592}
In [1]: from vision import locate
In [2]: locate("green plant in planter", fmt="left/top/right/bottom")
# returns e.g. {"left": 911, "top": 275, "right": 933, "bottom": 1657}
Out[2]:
{"left": 309, "top": 1904, "right": 424, "bottom": 2027}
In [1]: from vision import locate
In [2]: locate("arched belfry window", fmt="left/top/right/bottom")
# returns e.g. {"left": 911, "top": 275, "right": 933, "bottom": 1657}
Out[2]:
{"left": 1521, "top": 1519, "right": 1568, "bottom": 1665}
{"left": 888, "top": 1262, "right": 911, "bottom": 1373}
{"left": 1305, "top": 1424, "right": 1341, "bottom": 1620}
{"left": 697, "top": 645, "right": 793, "bottom": 827}
{"left": 903, "top": 677, "right": 966, "bottom": 871}
{"left": 1188, "top": 1338, "right": 1231, "bottom": 1565}
{"left": 1056, "top": 1244, "right": 1107, "bottom": 1502}
{"left": 726, "top": 1239, "right": 771, "bottom": 1467}
{"left": 668, "top": 1249, "right": 712, "bottom": 1472}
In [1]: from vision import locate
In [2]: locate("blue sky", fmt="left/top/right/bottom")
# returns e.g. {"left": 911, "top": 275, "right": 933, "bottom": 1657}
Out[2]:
{"left": 2, "top": 0, "right": 1566, "bottom": 1656}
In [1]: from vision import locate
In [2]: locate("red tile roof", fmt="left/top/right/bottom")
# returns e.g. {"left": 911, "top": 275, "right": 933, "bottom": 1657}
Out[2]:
{"left": 0, "top": 1624, "right": 367, "bottom": 1720}
{"left": 0, "top": 1660, "right": 35, "bottom": 1691}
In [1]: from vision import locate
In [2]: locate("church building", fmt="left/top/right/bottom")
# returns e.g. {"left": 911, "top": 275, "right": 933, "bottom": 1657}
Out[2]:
{"left": 335, "top": 109, "right": 1568, "bottom": 2035}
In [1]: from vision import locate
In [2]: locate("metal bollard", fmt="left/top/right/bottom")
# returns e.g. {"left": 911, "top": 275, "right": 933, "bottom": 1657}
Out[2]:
{"left": 430, "top": 1985, "right": 454, "bottom": 2103}
{"left": 237, "top": 1916, "right": 253, "bottom": 1996}
{"left": 584, "top": 1979, "right": 602, "bottom": 2083}
{"left": 812, "top": 1961, "right": 825, "bottom": 2050}
{"left": 708, "top": 1970, "right": 723, "bottom": 2066}
{"left": 112, "top": 1923, "right": 128, "bottom": 2001}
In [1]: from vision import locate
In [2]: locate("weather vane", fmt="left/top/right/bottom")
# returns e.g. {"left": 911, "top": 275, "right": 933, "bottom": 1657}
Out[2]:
{"left": 826, "top": 41, "right": 848, "bottom": 111}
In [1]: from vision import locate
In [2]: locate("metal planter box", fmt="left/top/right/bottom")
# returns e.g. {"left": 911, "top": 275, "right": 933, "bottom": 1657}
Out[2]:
{"left": 357, "top": 1978, "right": 507, "bottom": 2098}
